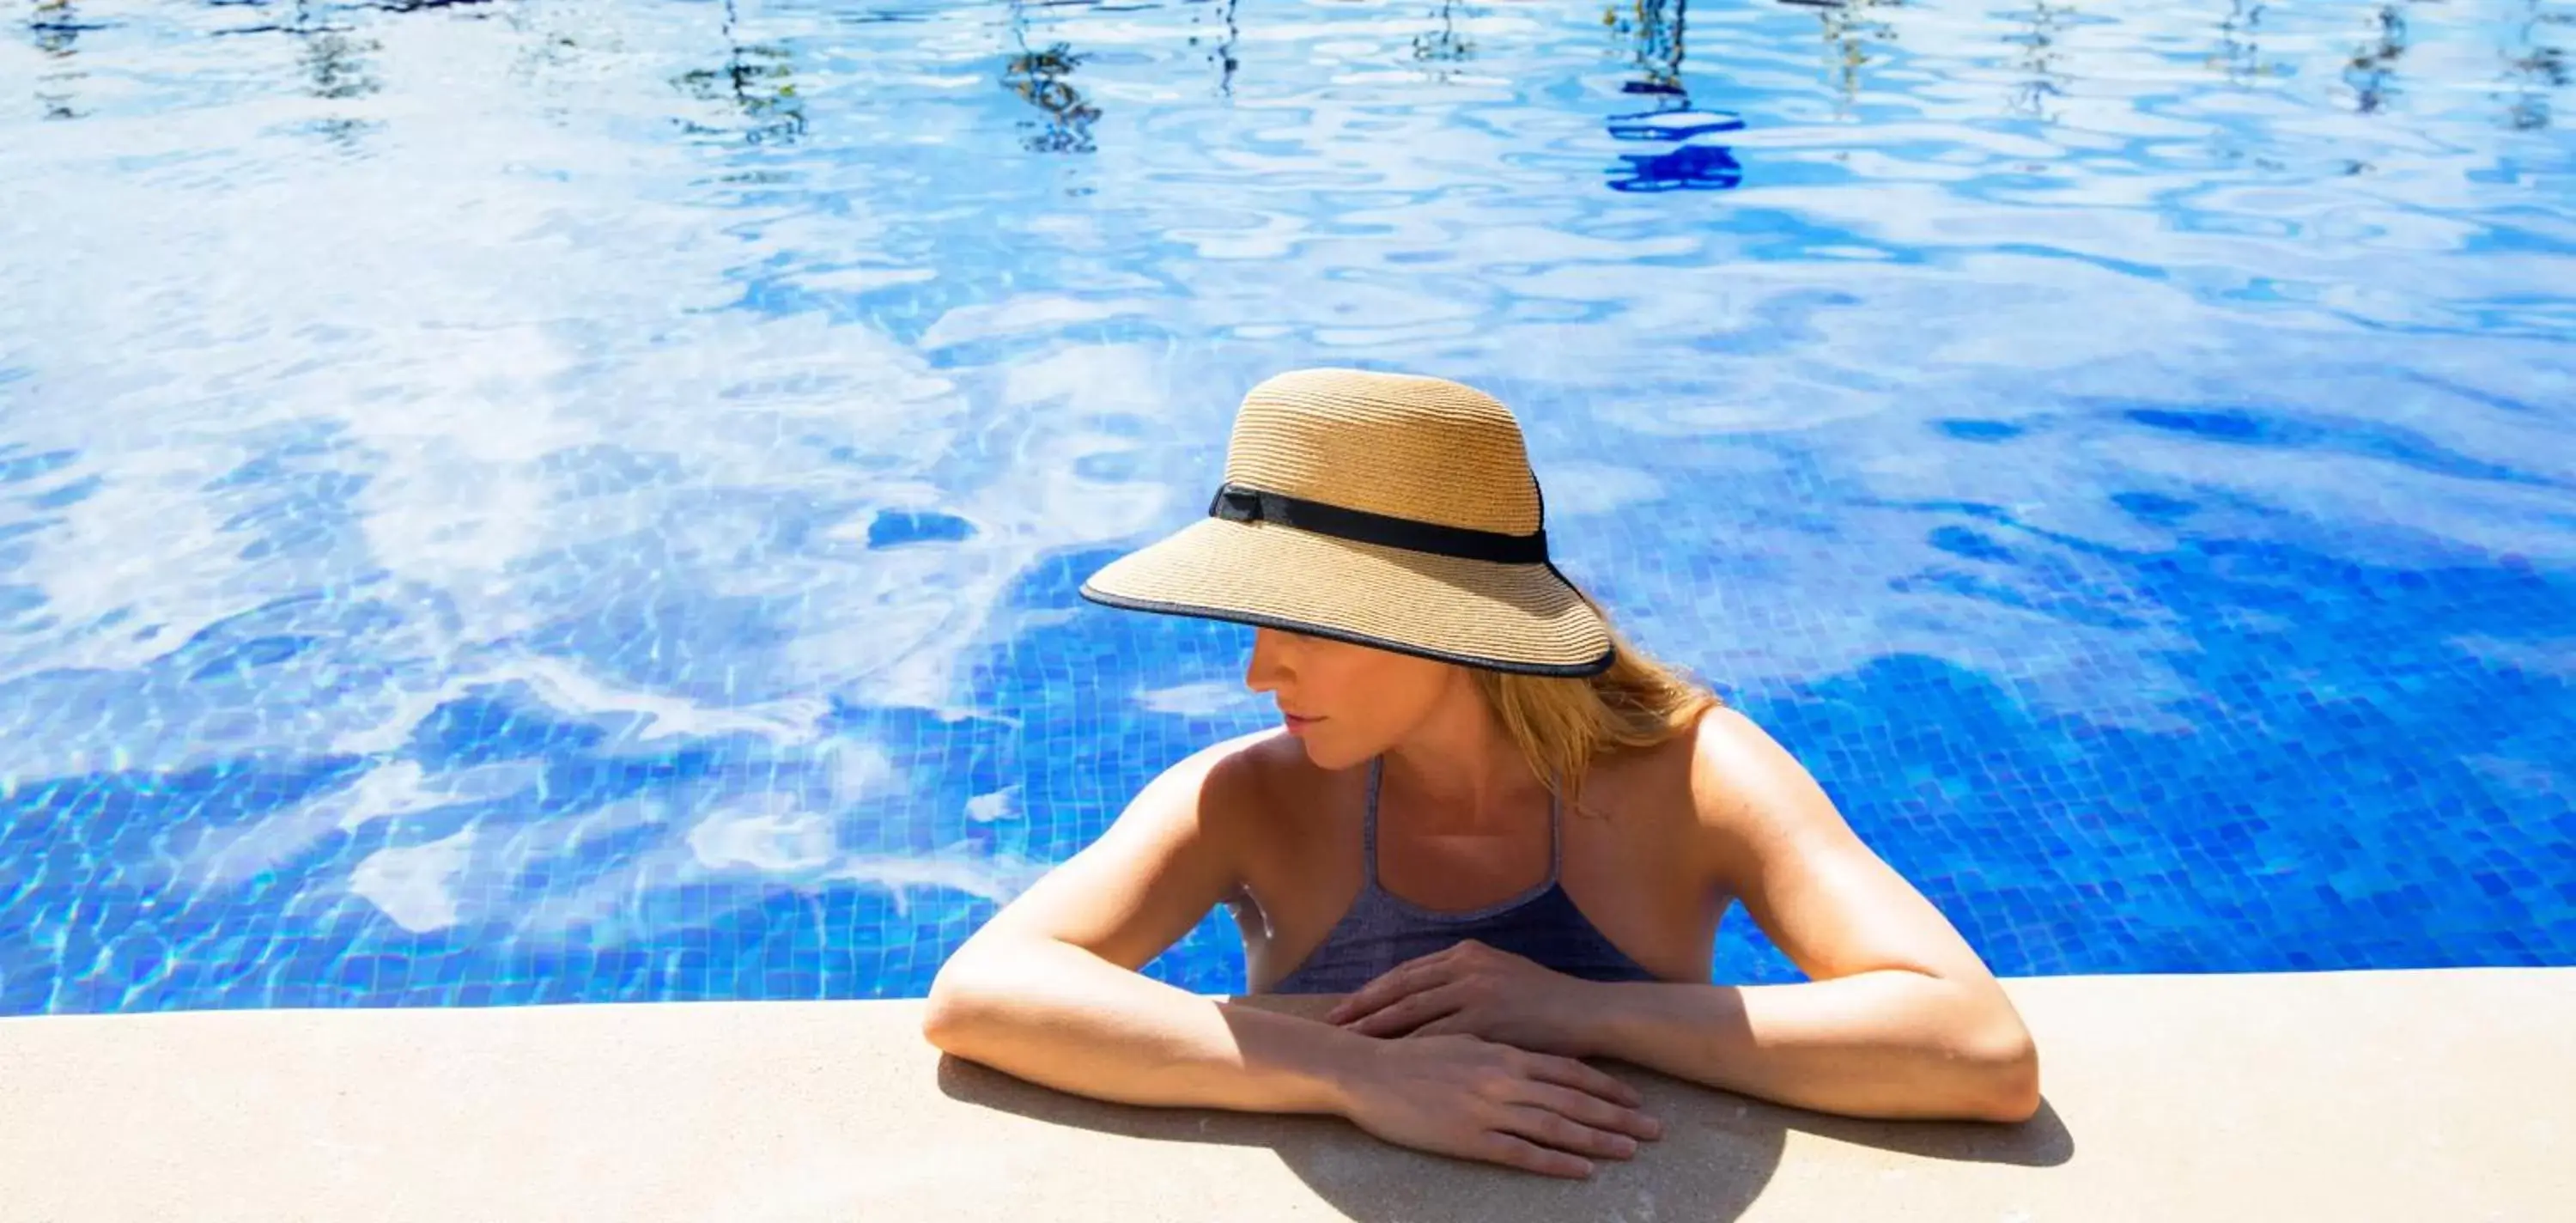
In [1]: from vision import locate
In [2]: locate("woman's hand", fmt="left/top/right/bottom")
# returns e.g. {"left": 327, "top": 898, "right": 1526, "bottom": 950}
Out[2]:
{"left": 1334, "top": 1031, "right": 1662, "bottom": 1178}
{"left": 1328, "top": 940, "right": 1608, "bottom": 1056}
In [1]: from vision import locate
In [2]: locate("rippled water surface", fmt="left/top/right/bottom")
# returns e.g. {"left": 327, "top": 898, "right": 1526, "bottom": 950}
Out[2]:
{"left": 3, "top": 0, "right": 2571, "bottom": 1013}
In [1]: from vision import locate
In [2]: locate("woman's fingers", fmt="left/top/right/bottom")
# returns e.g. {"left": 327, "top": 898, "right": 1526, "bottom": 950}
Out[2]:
{"left": 1343, "top": 983, "right": 1462, "bottom": 1037}
{"left": 1328, "top": 952, "right": 1452, "bottom": 1024}
{"left": 1473, "top": 1130, "right": 1595, "bottom": 1180}
{"left": 1519, "top": 1050, "right": 1648, "bottom": 1111}
{"left": 1494, "top": 1104, "right": 1640, "bottom": 1162}
{"left": 1517, "top": 1081, "right": 1662, "bottom": 1142}
{"left": 1408, "top": 1013, "right": 1461, "bottom": 1037}
{"left": 1346, "top": 1033, "right": 1655, "bottom": 1181}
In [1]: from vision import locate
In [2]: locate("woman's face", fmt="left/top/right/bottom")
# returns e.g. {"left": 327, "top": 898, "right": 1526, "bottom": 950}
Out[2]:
{"left": 1242, "top": 626, "right": 1463, "bottom": 770}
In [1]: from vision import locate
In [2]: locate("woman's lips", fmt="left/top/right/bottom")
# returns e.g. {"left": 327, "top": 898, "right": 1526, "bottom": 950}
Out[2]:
{"left": 1282, "top": 713, "right": 1321, "bottom": 735}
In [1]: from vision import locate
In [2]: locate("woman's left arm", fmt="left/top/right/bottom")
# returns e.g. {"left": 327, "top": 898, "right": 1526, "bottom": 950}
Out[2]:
{"left": 1587, "top": 708, "right": 2040, "bottom": 1122}
{"left": 1334, "top": 709, "right": 2040, "bottom": 1123}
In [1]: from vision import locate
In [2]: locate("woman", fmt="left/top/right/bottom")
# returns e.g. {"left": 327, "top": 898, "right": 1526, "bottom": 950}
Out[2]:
{"left": 924, "top": 368, "right": 2038, "bottom": 1179}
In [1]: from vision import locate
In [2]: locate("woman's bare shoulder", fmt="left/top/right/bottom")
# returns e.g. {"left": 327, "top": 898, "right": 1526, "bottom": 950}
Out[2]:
{"left": 1588, "top": 704, "right": 1807, "bottom": 837}
{"left": 1688, "top": 703, "right": 1812, "bottom": 788}
{"left": 1675, "top": 703, "right": 1862, "bottom": 867}
{"left": 1134, "top": 728, "right": 1332, "bottom": 843}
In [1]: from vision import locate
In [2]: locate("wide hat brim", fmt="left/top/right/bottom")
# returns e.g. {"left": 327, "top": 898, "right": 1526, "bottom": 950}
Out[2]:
{"left": 1079, "top": 517, "right": 1615, "bottom": 677}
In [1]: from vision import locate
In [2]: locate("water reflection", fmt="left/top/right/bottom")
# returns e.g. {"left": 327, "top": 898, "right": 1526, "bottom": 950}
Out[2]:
{"left": 27, "top": 0, "right": 98, "bottom": 121}
{"left": 672, "top": 0, "right": 805, "bottom": 145}
{"left": 1604, "top": 0, "right": 1743, "bottom": 191}
{"left": 292, "top": 8, "right": 380, "bottom": 97}
{"left": 2004, "top": 0, "right": 2075, "bottom": 121}
{"left": 1196, "top": 0, "right": 1239, "bottom": 96}
{"left": 2345, "top": 3, "right": 2409, "bottom": 115}
{"left": 1785, "top": 0, "right": 1901, "bottom": 107}
{"left": 1413, "top": 0, "right": 1473, "bottom": 70}
{"left": 24, "top": 0, "right": 98, "bottom": 53}
{"left": 22, "top": 0, "right": 2563, "bottom": 142}
{"left": 2504, "top": 0, "right": 2569, "bottom": 130}
{"left": 194, "top": 1, "right": 385, "bottom": 144}
{"left": 2215, "top": 0, "right": 2278, "bottom": 88}
{"left": 1608, "top": 0, "right": 1686, "bottom": 93}
{"left": 290, "top": 2, "right": 380, "bottom": 146}
{"left": 1003, "top": 2, "right": 1099, "bottom": 153}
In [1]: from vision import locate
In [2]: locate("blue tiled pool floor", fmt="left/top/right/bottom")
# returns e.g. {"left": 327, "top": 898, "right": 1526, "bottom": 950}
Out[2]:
{"left": 1, "top": 0, "right": 2570, "bottom": 1014}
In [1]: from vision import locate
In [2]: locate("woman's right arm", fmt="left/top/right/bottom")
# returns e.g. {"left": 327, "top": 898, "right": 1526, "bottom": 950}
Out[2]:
{"left": 921, "top": 738, "right": 1665, "bottom": 1177}
{"left": 922, "top": 738, "right": 1364, "bottom": 1114}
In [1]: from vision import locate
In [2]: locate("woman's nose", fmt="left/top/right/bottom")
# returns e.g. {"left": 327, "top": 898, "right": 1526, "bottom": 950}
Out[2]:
{"left": 1244, "top": 627, "right": 1292, "bottom": 692}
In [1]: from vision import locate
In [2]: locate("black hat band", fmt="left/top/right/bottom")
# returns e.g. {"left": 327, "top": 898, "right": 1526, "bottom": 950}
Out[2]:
{"left": 1206, "top": 483, "right": 1549, "bottom": 565}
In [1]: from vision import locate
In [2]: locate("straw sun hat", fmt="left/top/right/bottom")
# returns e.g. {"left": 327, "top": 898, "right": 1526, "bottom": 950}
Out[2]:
{"left": 1078, "top": 368, "right": 1615, "bottom": 677}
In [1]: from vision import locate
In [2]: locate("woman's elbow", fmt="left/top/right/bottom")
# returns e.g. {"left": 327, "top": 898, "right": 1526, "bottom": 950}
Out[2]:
{"left": 1956, "top": 1013, "right": 2042, "bottom": 1123}
{"left": 920, "top": 950, "right": 1005, "bottom": 1056}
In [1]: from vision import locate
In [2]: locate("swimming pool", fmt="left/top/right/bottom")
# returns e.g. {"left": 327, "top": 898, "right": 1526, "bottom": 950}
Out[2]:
{"left": 1, "top": 0, "right": 2568, "bottom": 1015}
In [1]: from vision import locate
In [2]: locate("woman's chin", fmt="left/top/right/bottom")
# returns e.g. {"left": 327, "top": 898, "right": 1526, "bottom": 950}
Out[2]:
{"left": 1291, "top": 735, "right": 1365, "bottom": 772}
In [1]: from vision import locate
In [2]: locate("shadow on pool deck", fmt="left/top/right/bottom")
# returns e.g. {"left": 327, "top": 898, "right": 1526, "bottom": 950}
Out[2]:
{"left": 934, "top": 996, "right": 2073, "bottom": 1223}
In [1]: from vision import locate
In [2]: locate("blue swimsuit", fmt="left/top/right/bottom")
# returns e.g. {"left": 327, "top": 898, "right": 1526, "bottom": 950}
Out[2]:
{"left": 1263, "top": 758, "right": 1662, "bottom": 995}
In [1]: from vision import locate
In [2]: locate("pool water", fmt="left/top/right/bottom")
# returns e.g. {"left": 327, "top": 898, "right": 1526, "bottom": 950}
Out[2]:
{"left": 1, "top": 0, "right": 2569, "bottom": 1015}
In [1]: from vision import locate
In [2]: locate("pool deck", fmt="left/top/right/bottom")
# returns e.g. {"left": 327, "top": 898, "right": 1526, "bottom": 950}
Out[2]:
{"left": 3, "top": 967, "right": 2567, "bottom": 1222}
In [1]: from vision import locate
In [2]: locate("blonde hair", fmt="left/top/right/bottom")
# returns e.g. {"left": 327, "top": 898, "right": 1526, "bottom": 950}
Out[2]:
{"left": 1472, "top": 600, "right": 1719, "bottom": 811}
